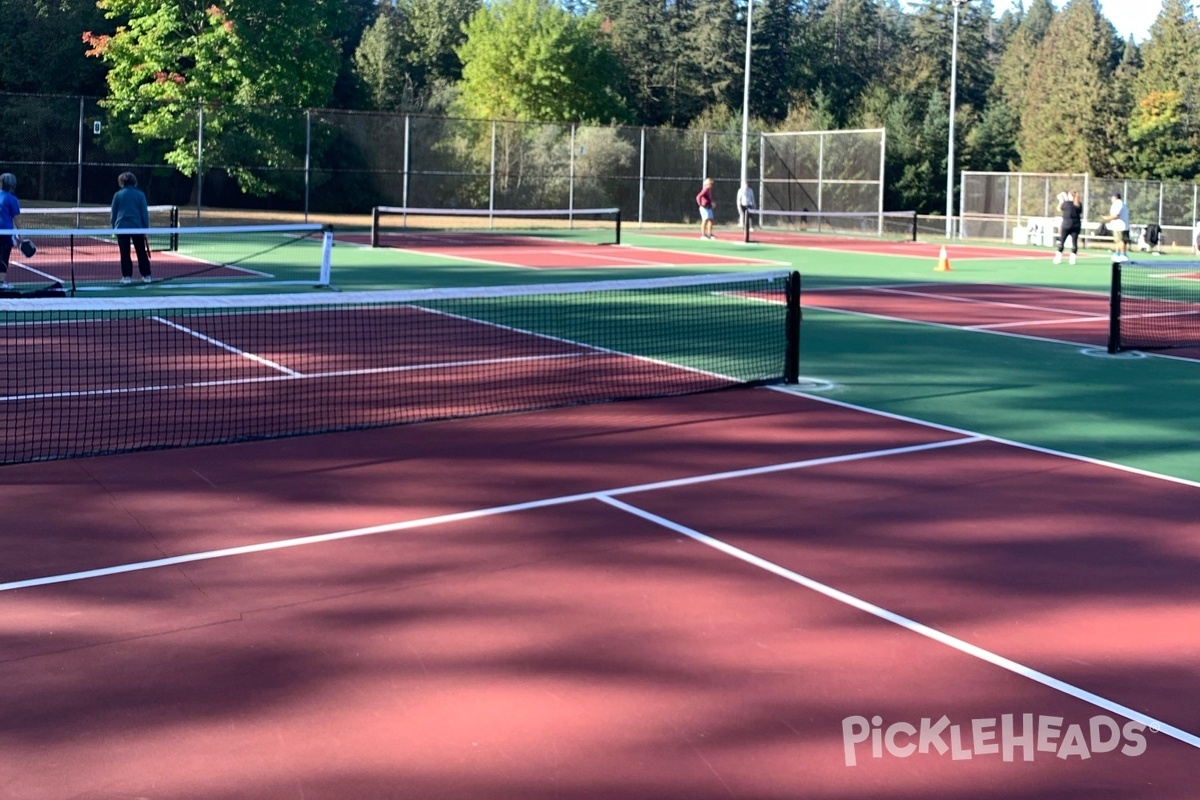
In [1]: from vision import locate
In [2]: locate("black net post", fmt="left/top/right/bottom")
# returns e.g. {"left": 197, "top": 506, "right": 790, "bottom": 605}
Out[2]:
{"left": 1107, "top": 259, "right": 1123, "bottom": 353}
{"left": 614, "top": 209, "right": 621, "bottom": 245}
{"left": 910, "top": 211, "right": 919, "bottom": 243}
{"left": 169, "top": 207, "right": 180, "bottom": 251}
{"left": 744, "top": 209, "right": 752, "bottom": 244}
{"left": 370, "top": 207, "right": 380, "bottom": 248}
{"left": 784, "top": 271, "right": 801, "bottom": 384}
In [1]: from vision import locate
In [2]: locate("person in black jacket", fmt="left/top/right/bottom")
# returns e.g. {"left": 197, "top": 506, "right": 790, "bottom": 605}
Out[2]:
{"left": 1053, "top": 189, "right": 1082, "bottom": 265}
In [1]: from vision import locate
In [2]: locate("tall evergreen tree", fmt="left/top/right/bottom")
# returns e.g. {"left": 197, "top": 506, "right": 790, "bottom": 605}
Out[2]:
{"left": 329, "top": 0, "right": 378, "bottom": 108}
{"left": 1018, "top": 0, "right": 1123, "bottom": 174}
{"left": 353, "top": 5, "right": 411, "bottom": 111}
{"left": 596, "top": 0, "right": 681, "bottom": 124}
{"left": 678, "top": 0, "right": 743, "bottom": 120}
{"left": 353, "top": 0, "right": 479, "bottom": 112}
{"left": 800, "top": 0, "right": 906, "bottom": 127}
{"left": 5, "top": 0, "right": 108, "bottom": 94}
{"left": 748, "top": 0, "right": 796, "bottom": 124}
{"left": 992, "top": 0, "right": 1054, "bottom": 117}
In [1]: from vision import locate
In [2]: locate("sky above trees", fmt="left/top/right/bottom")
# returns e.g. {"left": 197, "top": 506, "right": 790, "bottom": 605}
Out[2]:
{"left": 993, "top": 0, "right": 1151, "bottom": 41}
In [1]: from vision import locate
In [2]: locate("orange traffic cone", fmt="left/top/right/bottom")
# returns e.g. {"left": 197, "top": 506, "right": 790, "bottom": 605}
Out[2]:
{"left": 934, "top": 245, "right": 952, "bottom": 272}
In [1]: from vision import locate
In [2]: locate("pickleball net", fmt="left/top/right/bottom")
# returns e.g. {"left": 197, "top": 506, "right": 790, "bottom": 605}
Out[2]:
{"left": 1, "top": 223, "right": 332, "bottom": 288}
{"left": 2, "top": 270, "right": 800, "bottom": 465}
{"left": 1107, "top": 259, "right": 1200, "bottom": 352}
{"left": 20, "top": 205, "right": 179, "bottom": 230}
{"left": 371, "top": 206, "right": 622, "bottom": 248}
{"left": 745, "top": 209, "right": 919, "bottom": 245}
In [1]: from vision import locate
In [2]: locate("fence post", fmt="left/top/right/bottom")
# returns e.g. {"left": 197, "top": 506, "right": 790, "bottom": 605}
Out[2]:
{"left": 1083, "top": 174, "right": 1090, "bottom": 229}
{"left": 878, "top": 128, "right": 886, "bottom": 236}
{"left": 196, "top": 106, "right": 204, "bottom": 219}
{"left": 638, "top": 126, "right": 646, "bottom": 227}
{"left": 402, "top": 114, "right": 410, "bottom": 208}
{"left": 569, "top": 123, "right": 576, "bottom": 219}
{"left": 304, "top": 109, "right": 311, "bottom": 222}
{"left": 76, "top": 97, "right": 84, "bottom": 207}
{"left": 757, "top": 131, "right": 764, "bottom": 229}
{"left": 817, "top": 132, "right": 825, "bottom": 217}
{"left": 488, "top": 120, "right": 496, "bottom": 227}
{"left": 1158, "top": 181, "right": 1164, "bottom": 226}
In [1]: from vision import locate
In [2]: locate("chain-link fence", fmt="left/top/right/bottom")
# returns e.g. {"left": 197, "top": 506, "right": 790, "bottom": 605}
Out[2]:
{"left": 961, "top": 171, "right": 1200, "bottom": 247}
{"left": 0, "top": 92, "right": 885, "bottom": 227}
{"left": 759, "top": 129, "right": 886, "bottom": 217}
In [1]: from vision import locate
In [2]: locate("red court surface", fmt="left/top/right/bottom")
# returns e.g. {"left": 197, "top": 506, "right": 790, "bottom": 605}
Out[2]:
{"left": 340, "top": 231, "right": 774, "bottom": 269}
{"left": 2, "top": 388, "right": 1199, "bottom": 798}
{"left": 9, "top": 246, "right": 263, "bottom": 284}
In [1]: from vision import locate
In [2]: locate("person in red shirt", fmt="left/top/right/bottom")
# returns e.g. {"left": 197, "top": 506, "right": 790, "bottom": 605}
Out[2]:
{"left": 696, "top": 178, "right": 715, "bottom": 240}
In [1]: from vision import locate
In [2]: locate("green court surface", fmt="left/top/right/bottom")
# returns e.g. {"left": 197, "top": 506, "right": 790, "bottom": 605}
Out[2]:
{"left": 89, "top": 225, "right": 1200, "bottom": 483}
{"left": 339, "top": 228, "right": 1200, "bottom": 483}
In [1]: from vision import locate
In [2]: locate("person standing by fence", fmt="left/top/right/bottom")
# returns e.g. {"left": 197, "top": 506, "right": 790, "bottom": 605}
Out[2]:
{"left": 1103, "top": 191, "right": 1130, "bottom": 263}
{"left": 110, "top": 172, "right": 153, "bottom": 284}
{"left": 1053, "top": 189, "right": 1082, "bottom": 265}
{"left": 736, "top": 181, "right": 756, "bottom": 232}
{"left": 696, "top": 178, "right": 715, "bottom": 240}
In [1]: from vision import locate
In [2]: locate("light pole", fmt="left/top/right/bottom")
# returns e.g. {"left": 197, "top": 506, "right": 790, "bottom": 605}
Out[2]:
{"left": 740, "top": 0, "right": 754, "bottom": 190}
{"left": 945, "top": 0, "right": 967, "bottom": 239}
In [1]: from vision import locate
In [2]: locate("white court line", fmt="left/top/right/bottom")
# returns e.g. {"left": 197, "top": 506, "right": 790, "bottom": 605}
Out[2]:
{"left": 871, "top": 286, "right": 1102, "bottom": 317}
{"left": 151, "top": 317, "right": 302, "bottom": 376}
{"left": 0, "top": 437, "right": 979, "bottom": 594}
{"left": 5, "top": 415, "right": 1188, "bottom": 747}
{"left": 598, "top": 494, "right": 1200, "bottom": 751}
{"left": 800, "top": 298, "right": 1200, "bottom": 363}
{"left": 9, "top": 261, "right": 63, "bottom": 282}
{"left": 801, "top": 302, "right": 1098, "bottom": 350}
{"left": 770, "top": 385, "right": 1200, "bottom": 491}
{"left": 0, "top": 352, "right": 591, "bottom": 403}
{"left": 969, "top": 314, "right": 1109, "bottom": 330}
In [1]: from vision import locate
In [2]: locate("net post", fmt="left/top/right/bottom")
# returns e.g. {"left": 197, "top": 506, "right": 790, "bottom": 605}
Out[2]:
{"left": 319, "top": 226, "right": 334, "bottom": 287}
{"left": 371, "top": 207, "right": 380, "bottom": 248}
{"left": 170, "top": 206, "right": 180, "bottom": 251}
{"left": 744, "top": 207, "right": 752, "bottom": 244}
{"left": 1107, "top": 259, "right": 1123, "bottom": 354}
{"left": 784, "top": 271, "right": 802, "bottom": 384}
{"left": 910, "top": 210, "right": 919, "bottom": 243}
{"left": 614, "top": 209, "right": 621, "bottom": 245}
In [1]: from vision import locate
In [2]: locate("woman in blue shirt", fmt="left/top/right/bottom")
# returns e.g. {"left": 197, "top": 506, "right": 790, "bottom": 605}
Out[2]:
{"left": 0, "top": 172, "right": 22, "bottom": 289}
{"left": 110, "top": 172, "right": 153, "bottom": 284}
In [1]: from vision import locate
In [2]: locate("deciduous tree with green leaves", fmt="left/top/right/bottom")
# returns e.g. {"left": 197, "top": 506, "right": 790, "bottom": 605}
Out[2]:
{"left": 1018, "top": 0, "right": 1123, "bottom": 174}
{"left": 1126, "top": 0, "right": 1200, "bottom": 179}
{"left": 84, "top": 0, "right": 346, "bottom": 195}
{"left": 456, "top": 0, "right": 626, "bottom": 123}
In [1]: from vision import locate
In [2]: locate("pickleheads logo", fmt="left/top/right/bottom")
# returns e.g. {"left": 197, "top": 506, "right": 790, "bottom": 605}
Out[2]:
{"left": 841, "top": 714, "right": 1148, "bottom": 766}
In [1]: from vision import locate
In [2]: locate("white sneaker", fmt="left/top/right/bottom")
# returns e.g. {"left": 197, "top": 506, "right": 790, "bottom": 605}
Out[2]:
{"left": 1113, "top": 254, "right": 1129, "bottom": 263}
{"left": 121, "top": 277, "right": 132, "bottom": 284}
{"left": 1068, "top": 253, "right": 1076, "bottom": 265}
{"left": 1053, "top": 252, "right": 1062, "bottom": 264}
{"left": 142, "top": 276, "right": 153, "bottom": 283}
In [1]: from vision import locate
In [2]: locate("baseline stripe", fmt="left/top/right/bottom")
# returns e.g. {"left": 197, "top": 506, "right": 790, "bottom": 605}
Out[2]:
{"left": 598, "top": 494, "right": 1200, "bottom": 751}
{"left": 0, "top": 437, "right": 979, "bottom": 594}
